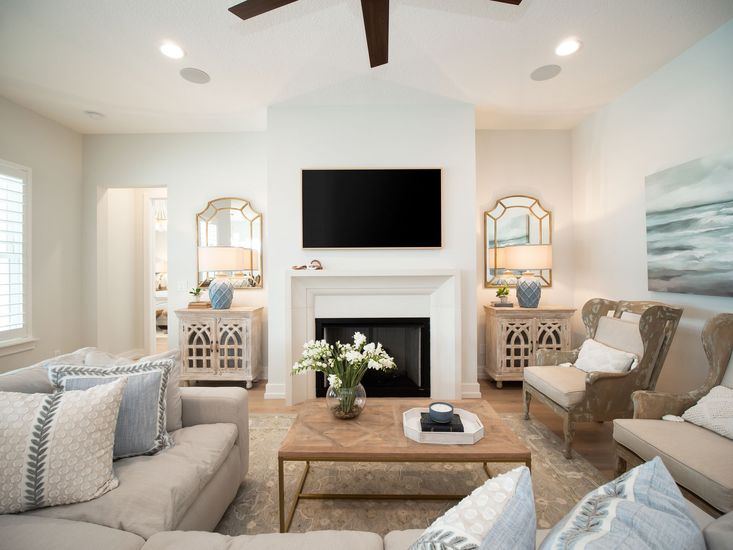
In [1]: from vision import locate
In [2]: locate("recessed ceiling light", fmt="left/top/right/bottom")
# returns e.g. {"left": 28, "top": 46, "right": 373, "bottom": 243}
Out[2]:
{"left": 160, "top": 41, "right": 185, "bottom": 59}
{"left": 84, "top": 110, "right": 105, "bottom": 120}
{"left": 180, "top": 67, "right": 211, "bottom": 84}
{"left": 530, "top": 64, "right": 562, "bottom": 82}
{"left": 555, "top": 37, "right": 581, "bottom": 57}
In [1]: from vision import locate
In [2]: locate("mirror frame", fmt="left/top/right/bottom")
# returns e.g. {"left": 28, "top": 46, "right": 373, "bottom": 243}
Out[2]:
{"left": 196, "top": 197, "right": 263, "bottom": 289}
{"left": 484, "top": 194, "right": 552, "bottom": 288}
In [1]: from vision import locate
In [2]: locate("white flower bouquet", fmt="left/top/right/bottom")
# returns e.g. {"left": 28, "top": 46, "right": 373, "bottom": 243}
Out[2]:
{"left": 292, "top": 332, "right": 396, "bottom": 418}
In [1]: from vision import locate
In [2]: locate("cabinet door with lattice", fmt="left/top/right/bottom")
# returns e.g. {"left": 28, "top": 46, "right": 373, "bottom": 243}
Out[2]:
{"left": 499, "top": 319, "right": 534, "bottom": 375}
{"left": 180, "top": 317, "right": 216, "bottom": 377}
{"left": 216, "top": 318, "right": 250, "bottom": 378}
{"left": 535, "top": 318, "right": 568, "bottom": 355}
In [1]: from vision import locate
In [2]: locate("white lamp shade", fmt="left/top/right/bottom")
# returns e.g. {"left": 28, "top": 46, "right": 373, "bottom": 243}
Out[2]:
{"left": 155, "top": 258, "right": 168, "bottom": 273}
{"left": 495, "top": 244, "right": 552, "bottom": 270}
{"left": 198, "top": 246, "right": 252, "bottom": 272}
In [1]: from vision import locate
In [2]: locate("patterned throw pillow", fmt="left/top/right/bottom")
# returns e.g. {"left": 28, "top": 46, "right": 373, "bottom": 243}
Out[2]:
{"left": 49, "top": 360, "right": 175, "bottom": 459}
{"left": 682, "top": 385, "right": 733, "bottom": 439}
{"left": 410, "top": 466, "right": 535, "bottom": 550}
{"left": 539, "top": 457, "right": 705, "bottom": 550}
{"left": 0, "top": 379, "right": 126, "bottom": 514}
{"left": 573, "top": 339, "right": 639, "bottom": 374}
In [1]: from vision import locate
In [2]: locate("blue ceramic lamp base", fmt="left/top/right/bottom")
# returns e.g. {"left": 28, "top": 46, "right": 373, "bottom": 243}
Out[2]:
{"left": 208, "top": 277, "right": 234, "bottom": 309}
{"left": 516, "top": 276, "right": 541, "bottom": 308}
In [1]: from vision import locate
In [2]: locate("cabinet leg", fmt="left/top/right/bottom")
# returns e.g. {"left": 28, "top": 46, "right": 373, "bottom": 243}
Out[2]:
{"left": 246, "top": 380, "right": 253, "bottom": 390}
{"left": 496, "top": 380, "right": 503, "bottom": 389}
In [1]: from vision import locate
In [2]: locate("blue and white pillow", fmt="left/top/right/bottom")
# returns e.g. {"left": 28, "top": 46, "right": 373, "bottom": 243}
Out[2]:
{"left": 540, "top": 457, "right": 705, "bottom": 550}
{"left": 410, "top": 466, "right": 535, "bottom": 550}
{"left": 49, "top": 360, "right": 175, "bottom": 459}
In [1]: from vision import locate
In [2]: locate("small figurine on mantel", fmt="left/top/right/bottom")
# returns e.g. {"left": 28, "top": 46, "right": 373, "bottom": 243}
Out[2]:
{"left": 492, "top": 284, "right": 513, "bottom": 308}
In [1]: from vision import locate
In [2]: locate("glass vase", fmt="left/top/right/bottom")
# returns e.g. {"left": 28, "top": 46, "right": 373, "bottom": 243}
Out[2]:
{"left": 326, "top": 383, "right": 367, "bottom": 419}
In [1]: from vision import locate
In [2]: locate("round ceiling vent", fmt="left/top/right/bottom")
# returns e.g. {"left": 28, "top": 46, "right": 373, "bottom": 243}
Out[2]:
{"left": 180, "top": 68, "right": 211, "bottom": 84}
{"left": 530, "top": 64, "right": 562, "bottom": 82}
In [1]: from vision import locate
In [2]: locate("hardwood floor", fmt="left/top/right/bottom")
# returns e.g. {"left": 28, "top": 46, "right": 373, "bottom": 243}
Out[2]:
{"left": 245, "top": 378, "right": 616, "bottom": 480}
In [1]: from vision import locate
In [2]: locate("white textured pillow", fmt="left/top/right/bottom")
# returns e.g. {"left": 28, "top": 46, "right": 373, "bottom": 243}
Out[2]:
{"left": 573, "top": 339, "right": 639, "bottom": 374}
{"left": 682, "top": 386, "right": 733, "bottom": 440}
{"left": 409, "top": 466, "right": 535, "bottom": 550}
{"left": 0, "top": 379, "right": 126, "bottom": 514}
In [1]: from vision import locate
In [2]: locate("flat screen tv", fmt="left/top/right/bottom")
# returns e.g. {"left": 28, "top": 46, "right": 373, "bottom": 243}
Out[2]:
{"left": 302, "top": 169, "right": 441, "bottom": 248}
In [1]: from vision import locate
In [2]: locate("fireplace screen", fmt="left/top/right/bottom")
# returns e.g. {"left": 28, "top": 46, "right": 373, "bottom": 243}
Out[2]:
{"left": 315, "top": 318, "right": 430, "bottom": 397}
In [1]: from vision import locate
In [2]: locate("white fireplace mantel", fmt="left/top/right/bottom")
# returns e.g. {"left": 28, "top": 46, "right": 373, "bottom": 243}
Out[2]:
{"left": 283, "top": 269, "right": 465, "bottom": 405}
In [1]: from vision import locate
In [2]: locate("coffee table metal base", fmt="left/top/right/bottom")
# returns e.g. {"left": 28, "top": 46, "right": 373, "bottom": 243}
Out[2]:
{"left": 278, "top": 457, "right": 532, "bottom": 533}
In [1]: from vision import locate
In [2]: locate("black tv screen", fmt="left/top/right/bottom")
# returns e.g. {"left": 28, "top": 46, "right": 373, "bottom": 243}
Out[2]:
{"left": 302, "top": 169, "right": 441, "bottom": 248}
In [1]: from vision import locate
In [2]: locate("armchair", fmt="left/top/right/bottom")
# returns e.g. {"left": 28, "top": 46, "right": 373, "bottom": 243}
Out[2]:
{"left": 614, "top": 313, "right": 733, "bottom": 516}
{"left": 523, "top": 298, "right": 683, "bottom": 458}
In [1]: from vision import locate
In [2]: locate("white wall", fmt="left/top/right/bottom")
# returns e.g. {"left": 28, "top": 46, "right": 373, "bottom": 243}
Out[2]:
{"left": 0, "top": 96, "right": 83, "bottom": 372}
{"left": 96, "top": 187, "right": 145, "bottom": 354}
{"left": 571, "top": 20, "right": 733, "bottom": 393}
{"left": 476, "top": 130, "right": 574, "bottom": 371}
{"left": 266, "top": 94, "right": 478, "bottom": 399}
{"left": 83, "top": 133, "right": 268, "bottom": 365}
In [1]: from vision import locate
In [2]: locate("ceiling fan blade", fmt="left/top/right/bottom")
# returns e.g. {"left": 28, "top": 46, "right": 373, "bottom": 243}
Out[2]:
{"left": 361, "top": 0, "right": 389, "bottom": 68}
{"left": 229, "top": 0, "right": 299, "bottom": 21}
{"left": 489, "top": 0, "right": 522, "bottom": 4}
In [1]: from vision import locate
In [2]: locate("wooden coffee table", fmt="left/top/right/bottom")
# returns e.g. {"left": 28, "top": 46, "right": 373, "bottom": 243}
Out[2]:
{"left": 277, "top": 399, "right": 531, "bottom": 532}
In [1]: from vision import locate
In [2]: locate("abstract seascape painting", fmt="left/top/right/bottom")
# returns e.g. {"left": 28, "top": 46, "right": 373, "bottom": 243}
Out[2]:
{"left": 645, "top": 150, "right": 733, "bottom": 297}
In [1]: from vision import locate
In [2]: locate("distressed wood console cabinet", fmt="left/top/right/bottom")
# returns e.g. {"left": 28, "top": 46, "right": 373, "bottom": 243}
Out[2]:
{"left": 484, "top": 305, "right": 575, "bottom": 388}
{"left": 175, "top": 306, "right": 263, "bottom": 388}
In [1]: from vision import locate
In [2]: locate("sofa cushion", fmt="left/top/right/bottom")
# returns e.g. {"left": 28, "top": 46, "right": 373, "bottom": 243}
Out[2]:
{"left": 524, "top": 366, "right": 586, "bottom": 408}
{"left": 385, "top": 530, "right": 423, "bottom": 550}
{"left": 0, "top": 364, "right": 55, "bottom": 393}
{"left": 143, "top": 531, "right": 383, "bottom": 550}
{"left": 595, "top": 316, "right": 644, "bottom": 357}
{"left": 0, "top": 379, "right": 126, "bottom": 514}
{"left": 409, "top": 466, "right": 535, "bottom": 550}
{"left": 50, "top": 361, "right": 176, "bottom": 458}
{"left": 0, "top": 515, "right": 145, "bottom": 550}
{"left": 574, "top": 338, "right": 638, "bottom": 373}
{"left": 27, "top": 423, "right": 238, "bottom": 538}
{"left": 539, "top": 457, "right": 705, "bottom": 549}
{"left": 614, "top": 419, "right": 733, "bottom": 513}
{"left": 682, "top": 386, "right": 733, "bottom": 440}
{"left": 703, "top": 512, "right": 733, "bottom": 550}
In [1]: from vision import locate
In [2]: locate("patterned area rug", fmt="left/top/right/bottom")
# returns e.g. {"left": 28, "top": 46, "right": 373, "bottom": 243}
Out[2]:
{"left": 216, "top": 412, "right": 606, "bottom": 536}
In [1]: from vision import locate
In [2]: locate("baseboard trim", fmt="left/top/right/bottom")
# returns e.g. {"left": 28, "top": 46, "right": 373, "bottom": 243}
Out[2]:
{"left": 264, "top": 382, "right": 286, "bottom": 400}
{"left": 461, "top": 382, "right": 482, "bottom": 399}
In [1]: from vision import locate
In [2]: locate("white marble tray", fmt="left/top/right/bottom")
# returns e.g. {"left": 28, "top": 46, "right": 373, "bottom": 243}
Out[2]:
{"left": 402, "top": 407, "right": 484, "bottom": 445}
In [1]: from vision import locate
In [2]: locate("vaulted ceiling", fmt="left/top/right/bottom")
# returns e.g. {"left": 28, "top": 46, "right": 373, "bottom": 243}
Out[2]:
{"left": 0, "top": 0, "right": 731, "bottom": 133}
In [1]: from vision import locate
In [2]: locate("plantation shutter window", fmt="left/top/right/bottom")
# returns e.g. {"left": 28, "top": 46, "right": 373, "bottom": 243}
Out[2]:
{"left": 0, "top": 161, "right": 30, "bottom": 342}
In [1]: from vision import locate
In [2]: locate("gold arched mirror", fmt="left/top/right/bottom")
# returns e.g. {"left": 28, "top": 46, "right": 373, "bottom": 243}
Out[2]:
{"left": 484, "top": 195, "right": 552, "bottom": 287}
{"left": 197, "top": 198, "right": 263, "bottom": 289}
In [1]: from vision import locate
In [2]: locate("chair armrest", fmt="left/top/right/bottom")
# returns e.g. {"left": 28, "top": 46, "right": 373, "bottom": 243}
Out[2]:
{"left": 631, "top": 390, "right": 697, "bottom": 419}
{"left": 585, "top": 371, "right": 629, "bottom": 384}
{"left": 535, "top": 349, "right": 579, "bottom": 366}
{"left": 180, "top": 386, "right": 249, "bottom": 481}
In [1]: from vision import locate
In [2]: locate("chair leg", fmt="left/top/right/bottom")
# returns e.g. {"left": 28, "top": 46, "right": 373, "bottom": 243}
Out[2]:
{"left": 562, "top": 415, "right": 575, "bottom": 459}
{"left": 522, "top": 386, "right": 531, "bottom": 420}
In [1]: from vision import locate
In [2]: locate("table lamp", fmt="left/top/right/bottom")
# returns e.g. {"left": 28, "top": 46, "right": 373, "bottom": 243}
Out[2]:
{"left": 500, "top": 244, "right": 552, "bottom": 308}
{"left": 198, "top": 246, "right": 251, "bottom": 309}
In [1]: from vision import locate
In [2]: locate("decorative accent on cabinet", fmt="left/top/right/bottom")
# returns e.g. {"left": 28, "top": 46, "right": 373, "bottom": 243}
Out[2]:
{"left": 484, "top": 305, "right": 575, "bottom": 388}
{"left": 175, "top": 306, "right": 263, "bottom": 389}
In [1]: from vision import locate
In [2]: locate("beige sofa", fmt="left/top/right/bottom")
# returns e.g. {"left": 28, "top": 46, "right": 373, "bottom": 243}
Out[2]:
{"left": 614, "top": 313, "right": 733, "bottom": 517}
{"left": 0, "top": 363, "right": 249, "bottom": 550}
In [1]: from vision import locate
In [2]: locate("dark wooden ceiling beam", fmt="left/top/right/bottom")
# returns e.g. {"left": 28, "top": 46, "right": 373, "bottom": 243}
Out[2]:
{"left": 229, "top": 0, "right": 299, "bottom": 21}
{"left": 361, "top": 0, "right": 389, "bottom": 68}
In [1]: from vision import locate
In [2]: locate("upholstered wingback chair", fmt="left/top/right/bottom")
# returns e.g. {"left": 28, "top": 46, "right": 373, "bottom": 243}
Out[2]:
{"left": 614, "top": 313, "right": 733, "bottom": 515}
{"left": 523, "top": 298, "right": 683, "bottom": 458}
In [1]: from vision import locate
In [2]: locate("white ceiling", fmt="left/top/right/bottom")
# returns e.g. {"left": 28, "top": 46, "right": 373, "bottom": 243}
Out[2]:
{"left": 1, "top": 0, "right": 731, "bottom": 134}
